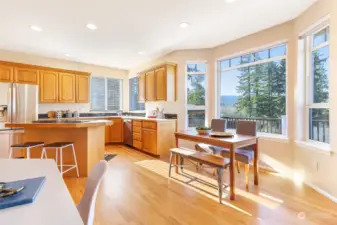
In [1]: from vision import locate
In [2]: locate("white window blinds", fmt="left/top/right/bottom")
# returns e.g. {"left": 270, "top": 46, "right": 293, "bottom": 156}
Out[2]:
{"left": 90, "top": 77, "right": 123, "bottom": 111}
{"left": 107, "top": 78, "right": 122, "bottom": 111}
{"left": 90, "top": 77, "right": 106, "bottom": 111}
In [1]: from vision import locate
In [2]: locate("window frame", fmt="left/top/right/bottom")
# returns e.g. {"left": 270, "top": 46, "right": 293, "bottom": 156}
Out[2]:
{"left": 304, "top": 24, "right": 330, "bottom": 145}
{"left": 186, "top": 62, "right": 207, "bottom": 128}
{"left": 90, "top": 76, "right": 123, "bottom": 112}
{"left": 216, "top": 42, "right": 288, "bottom": 136}
{"left": 129, "top": 77, "right": 145, "bottom": 112}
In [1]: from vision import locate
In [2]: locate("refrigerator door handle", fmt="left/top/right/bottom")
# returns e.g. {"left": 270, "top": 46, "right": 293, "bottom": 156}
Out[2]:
{"left": 7, "top": 83, "right": 12, "bottom": 123}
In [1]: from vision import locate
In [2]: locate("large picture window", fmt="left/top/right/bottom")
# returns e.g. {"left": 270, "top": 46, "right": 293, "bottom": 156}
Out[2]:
{"left": 218, "top": 44, "right": 287, "bottom": 135}
{"left": 186, "top": 63, "right": 206, "bottom": 128}
{"left": 304, "top": 25, "right": 330, "bottom": 144}
{"left": 91, "top": 77, "right": 123, "bottom": 111}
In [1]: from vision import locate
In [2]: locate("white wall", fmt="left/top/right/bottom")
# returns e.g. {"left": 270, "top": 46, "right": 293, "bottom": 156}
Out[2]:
{"left": 0, "top": 50, "right": 129, "bottom": 113}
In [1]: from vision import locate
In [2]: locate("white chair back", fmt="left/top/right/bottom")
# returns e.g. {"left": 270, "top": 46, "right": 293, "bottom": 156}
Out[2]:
{"left": 77, "top": 160, "right": 108, "bottom": 225}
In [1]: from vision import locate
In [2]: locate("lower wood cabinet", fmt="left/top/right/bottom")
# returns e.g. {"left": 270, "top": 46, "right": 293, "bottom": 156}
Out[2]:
{"left": 142, "top": 128, "right": 157, "bottom": 155}
{"left": 132, "top": 119, "right": 176, "bottom": 157}
{"left": 105, "top": 118, "right": 123, "bottom": 144}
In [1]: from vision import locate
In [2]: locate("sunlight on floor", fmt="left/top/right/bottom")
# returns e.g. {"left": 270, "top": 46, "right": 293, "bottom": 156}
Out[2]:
{"left": 135, "top": 159, "right": 283, "bottom": 214}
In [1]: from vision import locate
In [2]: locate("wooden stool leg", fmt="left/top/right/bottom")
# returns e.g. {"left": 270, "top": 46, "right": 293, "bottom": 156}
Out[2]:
{"left": 236, "top": 161, "right": 240, "bottom": 174}
{"left": 180, "top": 157, "right": 184, "bottom": 172}
{"left": 169, "top": 152, "right": 173, "bottom": 177}
{"left": 245, "top": 164, "right": 250, "bottom": 191}
{"left": 213, "top": 168, "right": 216, "bottom": 176}
{"left": 216, "top": 167, "right": 224, "bottom": 204}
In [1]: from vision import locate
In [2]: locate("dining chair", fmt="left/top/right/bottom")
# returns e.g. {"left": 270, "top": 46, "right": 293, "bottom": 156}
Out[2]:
{"left": 195, "top": 119, "right": 239, "bottom": 175}
{"left": 211, "top": 120, "right": 257, "bottom": 190}
{"left": 77, "top": 160, "right": 108, "bottom": 225}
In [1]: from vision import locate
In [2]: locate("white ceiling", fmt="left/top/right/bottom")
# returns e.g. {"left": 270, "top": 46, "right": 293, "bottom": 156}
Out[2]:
{"left": 0, "top": 0, "right": 317, "bottom": 69}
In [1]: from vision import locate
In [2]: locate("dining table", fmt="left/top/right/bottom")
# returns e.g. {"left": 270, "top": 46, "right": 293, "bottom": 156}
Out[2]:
{"left": 175, "top": 130, "right": 259, "bottom": 200}
{"left": 0, "top": 159, "right": 84, "bottom": 225}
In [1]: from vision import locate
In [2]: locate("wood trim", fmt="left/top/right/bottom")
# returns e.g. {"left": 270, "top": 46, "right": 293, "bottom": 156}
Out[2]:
{"left": 0, "top": 60, "right": 91, "bottom": 76}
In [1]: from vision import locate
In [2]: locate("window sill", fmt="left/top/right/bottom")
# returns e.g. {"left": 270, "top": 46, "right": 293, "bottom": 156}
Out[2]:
{"left": 294, "top": 140, "right": 332, "bottom": 156}
{"left": 257, "top": 133, "right": 289, "bottom": 143}
{"left": 226, "top": 129, "right": 289, "bottom": 143}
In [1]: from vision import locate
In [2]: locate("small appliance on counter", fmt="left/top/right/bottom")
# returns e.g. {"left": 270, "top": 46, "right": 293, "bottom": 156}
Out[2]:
{"left": 146, "top": 109, "right": 157, "bottom": 118}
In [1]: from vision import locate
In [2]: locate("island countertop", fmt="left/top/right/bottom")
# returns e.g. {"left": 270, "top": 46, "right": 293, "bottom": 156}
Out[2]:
{"left": 6, "top": 120, "right": 113, "bottom": 129}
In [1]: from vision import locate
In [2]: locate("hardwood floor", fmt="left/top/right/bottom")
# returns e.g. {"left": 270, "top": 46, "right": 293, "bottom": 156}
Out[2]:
{"left": 64, "top": 145, "right": 337, "bottom": 225}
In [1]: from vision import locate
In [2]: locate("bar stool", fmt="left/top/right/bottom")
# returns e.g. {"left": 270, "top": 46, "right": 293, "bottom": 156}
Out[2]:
{"left": 9, "top": 142, "right": 44, "bottom": 159}
{"left": 41, "top": 142, "right": 79, "bottom": 177}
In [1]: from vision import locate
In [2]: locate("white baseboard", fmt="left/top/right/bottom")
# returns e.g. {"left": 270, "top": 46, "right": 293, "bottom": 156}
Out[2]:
{"left": 305, "top": 182, "right": 337, "bottom": 203}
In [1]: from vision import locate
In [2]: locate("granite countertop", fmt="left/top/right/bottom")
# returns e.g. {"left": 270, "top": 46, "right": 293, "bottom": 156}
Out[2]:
{"left": 36, "top": 116, "right": 176, "bottom": 122}
{"left": 6, "top": 120, "right": 113, "bottom": 129}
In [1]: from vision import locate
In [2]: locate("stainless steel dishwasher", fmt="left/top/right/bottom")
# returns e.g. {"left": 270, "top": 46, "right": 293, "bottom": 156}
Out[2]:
{"left": 123, "top": 119, "right": 133, "bottom": 146}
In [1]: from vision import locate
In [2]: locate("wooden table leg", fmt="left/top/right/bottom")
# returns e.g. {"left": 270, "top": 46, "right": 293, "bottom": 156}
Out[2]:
{"left": 253, "top": 142, "right": 259, "bottom": 186}
{"left": 229, "top": 145, "right": 235, "bottom": 200}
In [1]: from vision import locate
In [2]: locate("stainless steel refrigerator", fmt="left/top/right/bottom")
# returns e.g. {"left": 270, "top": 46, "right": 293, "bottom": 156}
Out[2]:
{"left": 0, "top": 83, "right": 38, "bottom": 158}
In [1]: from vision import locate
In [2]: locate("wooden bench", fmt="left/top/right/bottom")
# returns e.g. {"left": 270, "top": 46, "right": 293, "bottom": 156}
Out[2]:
{"left": 169, "top": 148, "right": 229, "bottom": 204}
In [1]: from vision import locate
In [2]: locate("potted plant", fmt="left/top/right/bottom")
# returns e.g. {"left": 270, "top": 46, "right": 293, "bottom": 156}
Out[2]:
{"left": 196, "top": 126, "right": 212, "bottom": 135}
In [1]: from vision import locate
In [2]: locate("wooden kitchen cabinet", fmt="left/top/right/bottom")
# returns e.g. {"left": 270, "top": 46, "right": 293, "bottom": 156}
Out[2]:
{"left": 14, "top": 67, "right": 39, "bottom": 84}
{"left": 142, "top": 128, "right": 157, "bottom": 155}
{"left": 58, "top": 73, "right": 76, "bottom": 103}
{"left": 0, "top": 64, "right": 14, "bottom": 82}
{"left": 145, "top": 70, "right": 156, "bottom": 101}
{"left": 131, "top": 119, "right": 176, "bottom": 157}
{"left": 140, "top": 63, "right": 176, "bottom": 102}
{"left": 105, "top": 118, "right": 123, "bottom": 144}
{"left": 138, "top": 73, "right": 146, "bottom": 102}
{"left": 76, "top": 74, "right": 90, "bottom": 103}
{"left": 155, "top": 67, "right": 166, "bottom": 101}
{"left": 39, "top": 70, "right": 59, "bottom": 103}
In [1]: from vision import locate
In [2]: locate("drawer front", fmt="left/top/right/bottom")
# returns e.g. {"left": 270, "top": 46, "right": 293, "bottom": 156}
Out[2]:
{"left": 142, "top": 121, "right": 157, "bottom": 130}
{"left": 133, "top": 132, "right": 142, "bottom": 141}
{"left": 133, "top": 126, "right": 142, "bottom": 133}
{"left": 133, "top": 140, "right": 142, "bottom": 149}
{"left": 133, "top": 120, "right": 142, "bottom": 127}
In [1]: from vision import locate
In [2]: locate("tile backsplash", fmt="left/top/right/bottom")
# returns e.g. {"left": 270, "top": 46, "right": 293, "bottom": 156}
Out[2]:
{"left": 38, "top": 103, "right": 90, "bottom": 114}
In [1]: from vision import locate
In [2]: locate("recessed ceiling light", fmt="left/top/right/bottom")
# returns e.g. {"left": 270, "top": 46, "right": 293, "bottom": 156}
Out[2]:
{"left": 180, "top": 22, "right": 190, "bottom": 28}
{"left": 86, "top": 23, "right": 97, "bottom": 30}
{"left": 138, "top": 51, "right": 146, "bottom": 55}
{"left": 30, "top": 25, "right": 42, "bottom": 32}
{"left": 65, "top": 54, "right": 71, "bottom": 57}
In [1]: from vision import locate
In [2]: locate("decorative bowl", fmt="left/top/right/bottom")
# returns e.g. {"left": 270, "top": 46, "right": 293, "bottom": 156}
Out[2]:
{"left": 196, "top": 128, "right": 212, "bottom": 135}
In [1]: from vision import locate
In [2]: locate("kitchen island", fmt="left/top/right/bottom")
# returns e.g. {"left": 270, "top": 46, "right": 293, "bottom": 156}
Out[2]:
{"left": 7, "top": 120, "right": 112, "bottom": 177}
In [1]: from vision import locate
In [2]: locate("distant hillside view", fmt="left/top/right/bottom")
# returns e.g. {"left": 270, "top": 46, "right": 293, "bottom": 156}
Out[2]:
{"left": 220, "top": 96, "right": 238, "bottom": 107}
{"left": 220, "top": 95, "right": 245, "bottom": 117}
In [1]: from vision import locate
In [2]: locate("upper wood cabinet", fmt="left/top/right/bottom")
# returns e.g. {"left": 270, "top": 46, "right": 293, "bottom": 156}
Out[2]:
{"left": 0, "top": 60, "right": 91, "bottom": 104}
{"left": 76, "top": 74, "right": 90, "bottom": 103}
{"left": 0, "top": 65, "right": 14, "bottom": 83}
{"left": 58, "top": 73, "right": 76, "bottom": 103}
{"left": 155, "top": 67, "right": 167, "bottom": 101}
{"left": 14, "top": 67, "right": 39, "bottom": 84}
{"left": 138, "top": 73, "right": 146, "bottom": 103}
{"left": 140, "top": 63, "right": 176, "bottom": 102}
{"left": 39, "top": 70, "right": 59, "bottom": 103}
{"left": 145, "top": 70, "right": 156, "bottom": 101}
